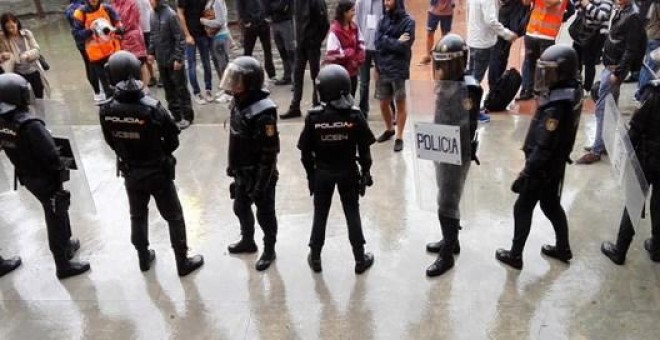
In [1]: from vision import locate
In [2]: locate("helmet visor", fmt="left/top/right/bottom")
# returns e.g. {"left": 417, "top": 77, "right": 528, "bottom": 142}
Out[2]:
{"left": 534, "top": 60, "right": 559, "bottom": 94}
{"left": 433, "top": 58, "right": 465, "bottom": 81}
{"left": 220, "top": 63, "right": 247, "bottom": 95}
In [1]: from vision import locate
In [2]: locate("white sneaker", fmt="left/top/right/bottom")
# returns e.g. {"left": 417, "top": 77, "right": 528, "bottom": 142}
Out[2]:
{"left": 176, "top": 119, "right": 191, "bottom": 130}
{"left": 194, "top": 93, "right": 207, "bottom": 105}
{"left": 204, "top": 90, "right": 214, "bottom": 103}
{"left": 93, "top": 93, "right": 105, "bottom": 102}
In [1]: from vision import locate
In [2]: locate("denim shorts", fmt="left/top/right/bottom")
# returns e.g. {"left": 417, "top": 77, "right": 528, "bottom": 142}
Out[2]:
{"left": 427, "top": 12, "right": 453, "bottom": 35}
{"left": 376, "top": 78, "right": 406, "bottom": 101}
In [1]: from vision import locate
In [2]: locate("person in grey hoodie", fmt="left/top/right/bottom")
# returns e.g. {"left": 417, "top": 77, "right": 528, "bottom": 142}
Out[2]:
{"left": 148, "top": 0, "right": 194, "bottom": 129}
{"left": 356, "top": 0, "right": 384, "bottom": 117}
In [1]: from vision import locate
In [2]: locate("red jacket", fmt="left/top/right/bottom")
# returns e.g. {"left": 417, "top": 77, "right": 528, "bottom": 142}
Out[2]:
{"left": 112, "top": 0, "right": 146, "bottom": 58}
{"left": 324, "top": 20, "right": 365, "bottom": 77}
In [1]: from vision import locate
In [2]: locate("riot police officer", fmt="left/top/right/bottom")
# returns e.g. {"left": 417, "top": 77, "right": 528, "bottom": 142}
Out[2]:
{"left": 0, "top": 73, "right": 90, "bottom": 279}
{"left": 297, "top": 64, "right": 376, "bottom": 274}
{"left": 0, "top": 255, "right": 21, "bottom": 277}
{"left": 601, "top": 80, "right": 660, "bottom": 265}
{"left": 496, "top": 45, "right": 583, "bottom": 269}
{"left": 223, "top": 56, "right": 280, "bottom": 272}
{"left": 100, "top": 51, "right": 203, "bottom": 276}
{"left": 425, "top": 34, "right": 483, "bottom": 277}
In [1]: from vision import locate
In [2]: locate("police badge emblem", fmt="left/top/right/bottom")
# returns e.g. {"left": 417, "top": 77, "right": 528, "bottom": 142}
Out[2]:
{"left": 463, "top": 98, "right": 473, "bottom": 111}
{"left": 265, "top": 124, "right": 276, "bottom": 137}
{"left": 545, "top": 118, "right": 559, "bottom": 132}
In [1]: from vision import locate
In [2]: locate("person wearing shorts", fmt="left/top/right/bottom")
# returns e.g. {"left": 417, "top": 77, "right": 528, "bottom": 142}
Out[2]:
{"left": 419, "top": 0, "right": 455, "bottom": 65}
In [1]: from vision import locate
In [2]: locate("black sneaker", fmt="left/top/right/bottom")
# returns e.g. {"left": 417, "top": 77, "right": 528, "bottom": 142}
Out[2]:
{"left": 495, "top": 249, "right": 523, "bottom": 270}
{"left": 426, "top": 255, "right": 454, "bottom": 277}
{"left": 138, "top": 249, "right": 156, "bottom": 272}
{"left": 65, "top": 238, "right": 81, "bottom": 260}
{"left": 255, "top": 250, "right": 276, "bottom": 271}
{"left": 393, "top": 138, "right": 404, "bottom": 152}
{"left": 376, "top": 130, "right": 395, "bottom": 143}
{"left": 56, "top": 260, "right": 91, "bottom": 279}
{"left": 280, "top": 108, "right": 302, "bottom": 119}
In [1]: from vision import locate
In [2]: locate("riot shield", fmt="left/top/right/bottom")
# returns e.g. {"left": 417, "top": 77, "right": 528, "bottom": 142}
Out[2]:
{"left": 30, "top": 99, "right": 97, "bottom": 213}
{"left": 411, "top": 80, "right": 471, "bottom": 217}
{"left": 603, "top": 94, "right": 649, "bottom": 231}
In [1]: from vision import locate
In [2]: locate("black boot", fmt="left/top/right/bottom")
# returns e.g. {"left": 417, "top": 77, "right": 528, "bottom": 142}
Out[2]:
{"left": 495, "top": 249, "right": 523, "bottom": 270}
{"left": 601, "top": 241, "right": 625, "bottom": 265}
{"left": 255, "top": 245, "right": 276, "bottom": 271}
{"left": 308, "top": 248, "right": 322, "bottom": 273}
{"left": 0, "top": 256, "right": 21, "bottom": 277}
{"left": 426, "top": 239, "right": 461, "bottom": 254}
{"left": 227, "top": 238, "right": 258, "bottom": 254}
{"left": 426, "top": 252, "right": 454, "bottom": 277}
{"left": 353, "top": 246, "right": 374, "bottom": 274}
{"left": 65, "top": 238, "right": 81, "bottom": 260}
{"left": 644, "top": 238, "right": 660, "bottom": 262}
{"left": 279, "top": 107, "right": 302, "bottom": 119}
{"left": 175, "top": 251, "right": 204, "bottom": 277}
{"left": 541, "top": 244, "right": 573, "bottom": 263}
{"left": 55, "top": 258, "right": 91, "bottom": 279}
{"left": 137, "top": 249, "right": 156, "bottom": 272}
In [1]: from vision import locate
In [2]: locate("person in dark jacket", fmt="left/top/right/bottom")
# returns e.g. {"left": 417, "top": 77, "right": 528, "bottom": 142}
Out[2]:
{"left": 496, "top": 45, "right": 583, "bottom": 270}
{"left": 297, "top": 64, "right": 376, "bottom": 274}
{"left": 100, "top": 51, "right": 204, "bottom": 276}
{"left": 373, "top": 0, "right": 415, "bottom": 152}
{"left": 267, "top": 0, "right": 294, "bottom": 85}
{"left": 237, "top": 0, "right": 276, "bottom": 80}
{"left": 487, "top": 0, "right": 531, "bottom": 88}
{"left": 280, "top": 0, "right": 330, "bottom": 119}
{"left": 148, "top": 0, "right": 194, "bottom": 130}
{"left": 65, "top": 0, "right": 100, "bottom": 98}
{"left": 576, "top": 0, "right": 645, "bottom": 164}
{"left": 0, "top": 73, "right": 91, "bottom": 279}
{"left": 601, "top": 81, "right": 660, "bottom": 265}
{"left": 223, "top": 56, "right": 280, "bottom": 271}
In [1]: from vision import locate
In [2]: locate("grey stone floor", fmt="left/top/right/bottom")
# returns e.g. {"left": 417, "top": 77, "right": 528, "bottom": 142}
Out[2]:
{"left": 0, "top": 19, "right": 658, "bottom": 340}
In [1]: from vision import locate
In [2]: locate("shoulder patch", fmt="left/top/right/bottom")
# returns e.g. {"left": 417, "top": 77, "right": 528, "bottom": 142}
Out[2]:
{"left": 265, "top": 124, "right": 276, "bottom": 137}
{"left": 545, "top": 118, "right": 559, "bottom": 132}
{"left": 463, "top": 98, "right": 473, "bottom": 111}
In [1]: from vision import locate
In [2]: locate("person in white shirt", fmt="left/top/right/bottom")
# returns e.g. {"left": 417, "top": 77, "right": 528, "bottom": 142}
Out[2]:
{"left": 137, "top": 0, "right": 157, "bottom": 86}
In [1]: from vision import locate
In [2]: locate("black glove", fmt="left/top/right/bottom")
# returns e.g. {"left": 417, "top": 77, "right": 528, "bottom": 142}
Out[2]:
{"left": 511, "top": 174, "right": 526, "bottom": 193}
{"left": 358, "top": 172, "right": 373, "bottom": 197}
{"left": 471, "top": 139, "right": 480, "bottom": 165}
{"left": 229, "top": 181, "right": 236, "bottom": 199}
{"left": 114, "top": 26, "right": 125, "bottom": 36}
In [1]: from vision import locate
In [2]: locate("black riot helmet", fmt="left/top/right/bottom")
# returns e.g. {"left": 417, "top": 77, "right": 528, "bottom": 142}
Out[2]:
{"left": 432, "top": 34, "right": 468, "bottom": 81}
{"left": 220, "top": 56, "right": 265, "bottom": 96}
{"left": 534, "top": 45, "right": 578, "bottom": 94}
{"left": 0, "top": 73, "right": 33, "bottom": 115}
{"left": 316, "top": 64, "right": 354, "bottom": 110}
{"left": 106, "top": 50, "right": 143, "bottom": 93}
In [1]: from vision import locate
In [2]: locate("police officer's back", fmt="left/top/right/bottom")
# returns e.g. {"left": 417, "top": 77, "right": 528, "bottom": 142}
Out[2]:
{"left": 496, "top": 45, "right": 583, "bottom": 270}
{"left": 223, "top": 56, "right": 280, "bottom": 272}
{"left": 99, "top": 51, "right": 203, "bottom": 276}
{"left": 0, "top": 73, "right": 90, "bottom": 279}
{"left": 297, "top": 64, "right": 376, "bottom": 274}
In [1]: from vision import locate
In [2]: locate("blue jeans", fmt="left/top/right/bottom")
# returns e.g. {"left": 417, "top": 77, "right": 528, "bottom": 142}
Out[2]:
{"left": 636, "top": 38, "right": 660, "bottom": 101}
{"left": 185, "top": 36, "right": 219, "bottom": 95}
{"left": 592, "top": 68, "right": 621, "bottom": 155}
{"left": 467, "top": 47, "right": 492, "bottom": 83}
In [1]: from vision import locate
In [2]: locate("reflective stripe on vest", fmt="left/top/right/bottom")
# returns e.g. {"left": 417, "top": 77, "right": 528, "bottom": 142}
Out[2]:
{"left": 526, "top": 0, "right": 568, "bottom": 40}
{"left": 80, "top": 7, "right": 120, "bottom": 62}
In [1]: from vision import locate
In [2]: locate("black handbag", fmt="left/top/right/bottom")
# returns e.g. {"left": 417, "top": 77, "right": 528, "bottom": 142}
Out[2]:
{"left": 38, "top": 54, "right": 50, "bottom": 71}
{"left": 568, "top": 11, "right": 600, "bottom": 46}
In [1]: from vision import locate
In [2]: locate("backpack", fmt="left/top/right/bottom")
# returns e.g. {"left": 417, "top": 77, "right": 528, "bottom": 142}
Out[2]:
{"left": 484, "top": 68, "right": 522, "bottom": 112}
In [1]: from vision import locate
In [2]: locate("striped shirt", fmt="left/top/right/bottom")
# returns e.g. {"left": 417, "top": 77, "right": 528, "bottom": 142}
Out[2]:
{"left": 575, "top": 0, "right": 614, "bottom": 34}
